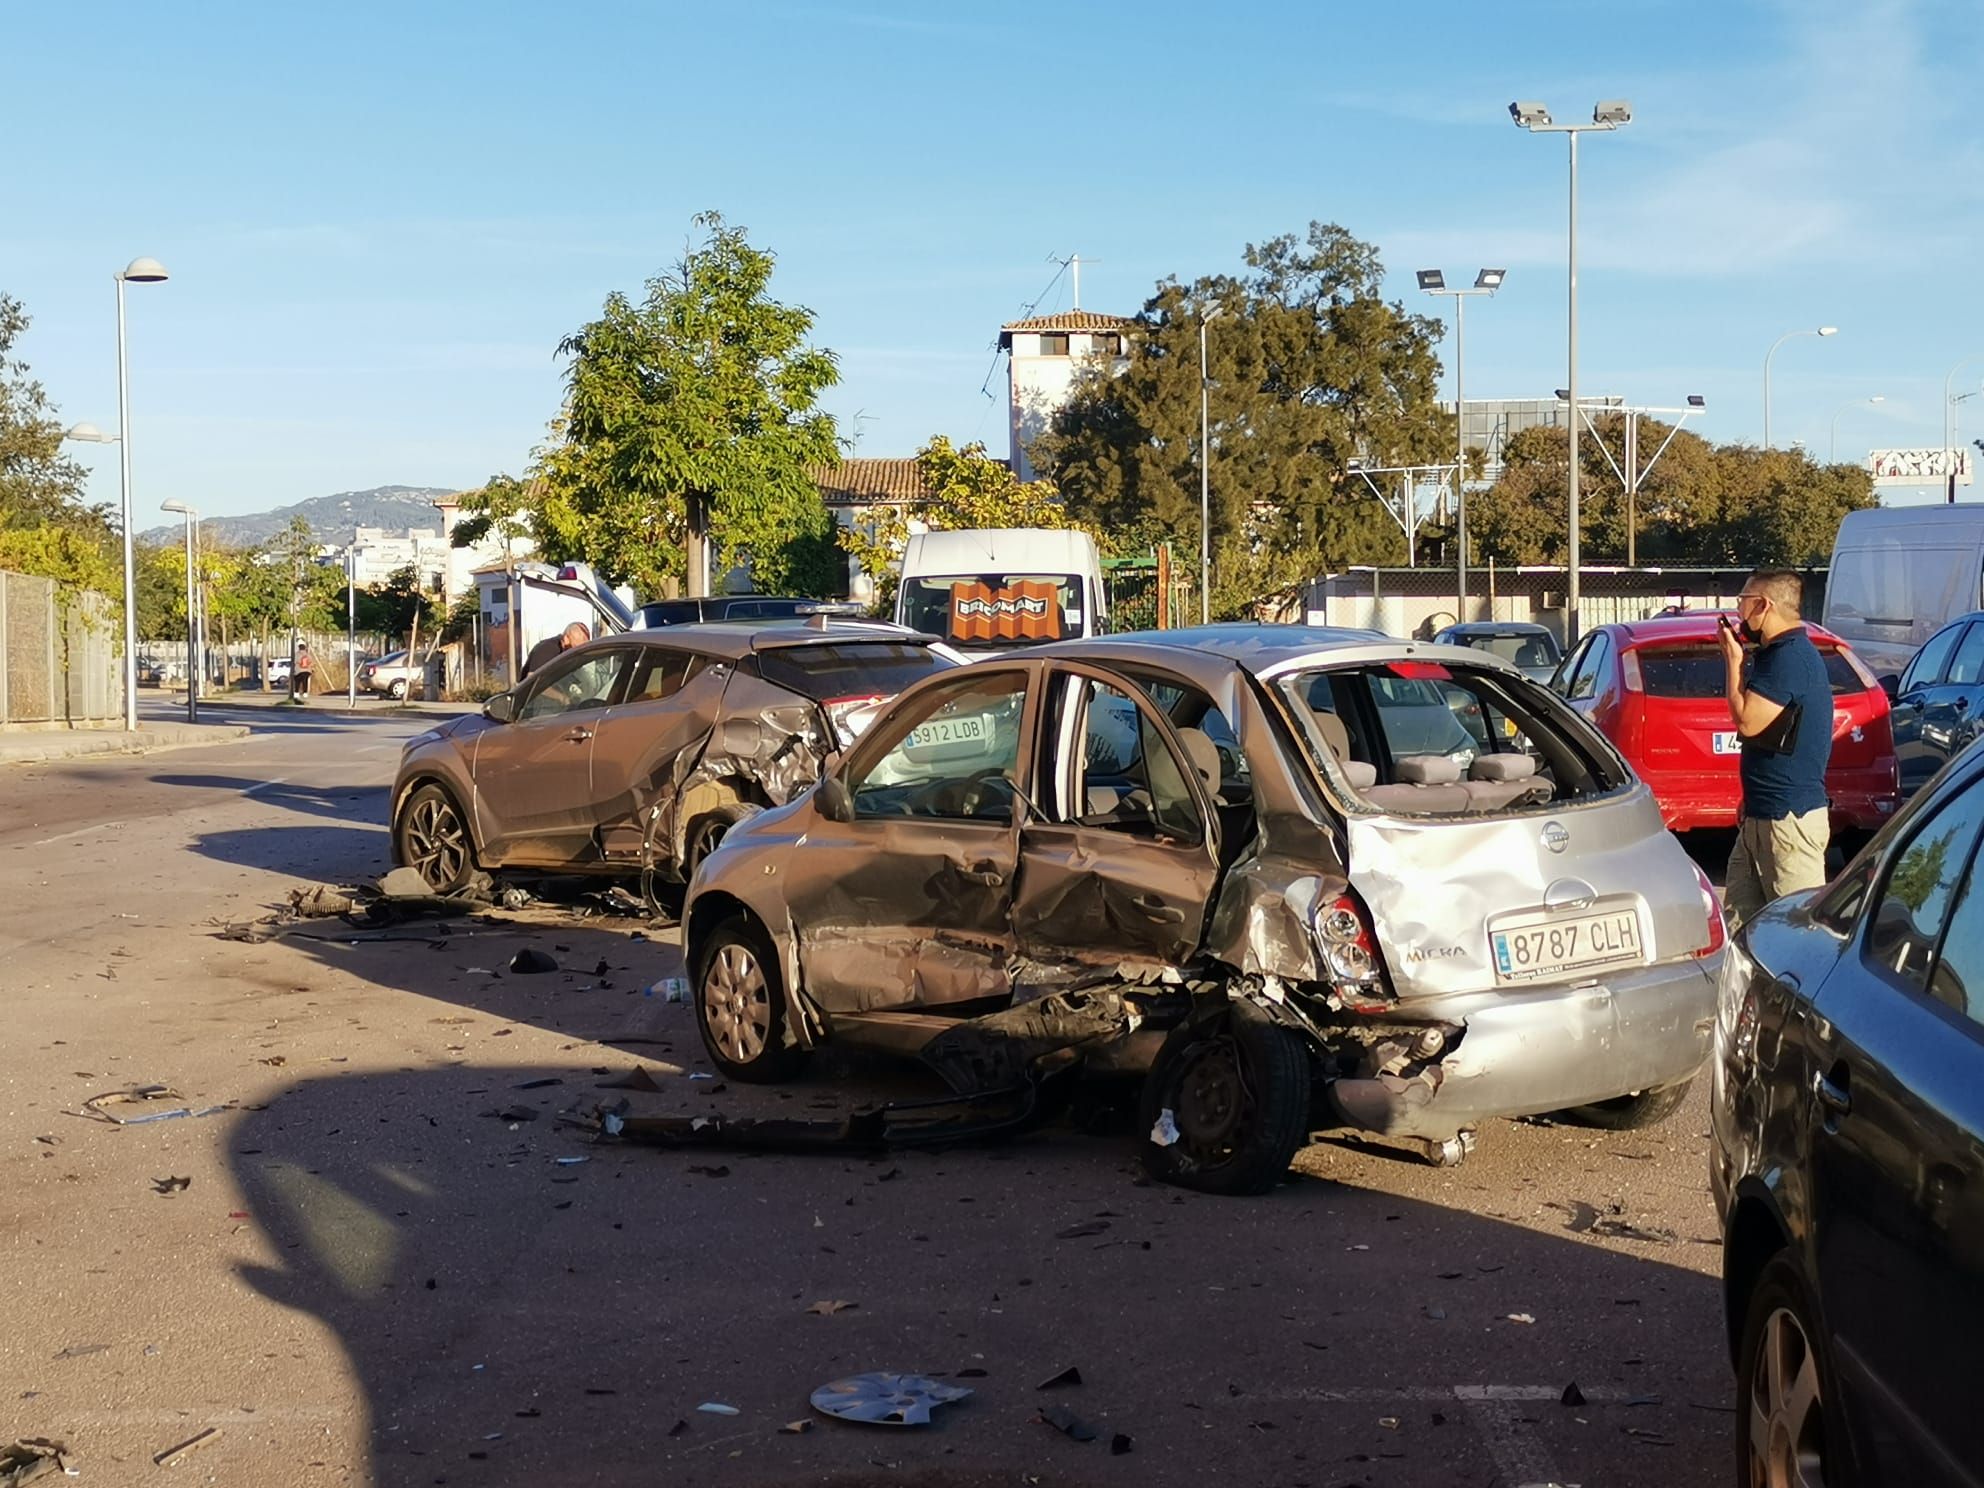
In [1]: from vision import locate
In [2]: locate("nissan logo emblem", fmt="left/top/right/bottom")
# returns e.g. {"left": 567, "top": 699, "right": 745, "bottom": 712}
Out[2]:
{"left": 1541, "top": 821, "right": 1570, "bottom": 854}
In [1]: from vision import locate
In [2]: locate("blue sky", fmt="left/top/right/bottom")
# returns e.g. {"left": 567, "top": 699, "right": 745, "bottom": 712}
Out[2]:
{"left": 7, "top": 0, "right": 1981, "bottom": 524}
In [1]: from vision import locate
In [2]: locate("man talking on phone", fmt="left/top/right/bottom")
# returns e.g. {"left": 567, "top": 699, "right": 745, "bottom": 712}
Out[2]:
{"left": 1719, "top": 567, "right": 1833, "bottom": 926}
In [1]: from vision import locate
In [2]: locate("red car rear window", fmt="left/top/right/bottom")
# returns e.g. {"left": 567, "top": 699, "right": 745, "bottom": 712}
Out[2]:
{"left": 1635, "top": 644, "right": 1864, "bottom": 699}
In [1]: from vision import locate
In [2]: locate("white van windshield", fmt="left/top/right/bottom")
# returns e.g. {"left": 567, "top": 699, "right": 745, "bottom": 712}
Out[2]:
{"left": 898, "top": 573, "right": 1088, "bottom": 648}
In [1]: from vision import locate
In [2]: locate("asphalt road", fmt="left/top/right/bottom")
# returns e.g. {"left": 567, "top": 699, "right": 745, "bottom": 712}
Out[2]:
{"left": 0, "top": 706, "right": 1737, "bottom": 1487}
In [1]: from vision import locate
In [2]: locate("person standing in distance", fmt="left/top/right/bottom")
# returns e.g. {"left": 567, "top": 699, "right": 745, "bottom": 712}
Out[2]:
{"left": 1719, "top": 568, "right": 1833, "bottom": 926}
{"left": 521, "top": 622, "right": 590, "bottom": 681}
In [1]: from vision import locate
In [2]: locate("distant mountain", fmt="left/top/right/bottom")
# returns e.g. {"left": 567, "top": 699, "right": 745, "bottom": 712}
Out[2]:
{"left": 138, "top": 485, "right": 460, "bottom": 547}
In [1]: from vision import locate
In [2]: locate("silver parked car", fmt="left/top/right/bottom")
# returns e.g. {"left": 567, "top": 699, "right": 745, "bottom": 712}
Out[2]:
{"left": 684, "top": 625, "right": 1726, "bottom": 1193}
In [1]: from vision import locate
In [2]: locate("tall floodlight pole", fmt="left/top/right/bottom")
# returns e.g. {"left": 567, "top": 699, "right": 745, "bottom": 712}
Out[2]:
{"left": 347, "top": 547, "right": 358, "bottom": 711}
{"left": 1512, "top": 102, "right": 1629, "bottom": 644}
{"left": 1198, "top": 304, "right": 1224, "bottom": 625}
{"left": 111, "top": 258, "right": 170, "bottom": 729}
{"left": 1417, "top": 268, "right": 1505, "bottom": 622}
{"left": 1763, "top": 326, "right": 1838, "bottom": 450}
{"left": 158, "top": 501, "right": 198, "bottom": 723}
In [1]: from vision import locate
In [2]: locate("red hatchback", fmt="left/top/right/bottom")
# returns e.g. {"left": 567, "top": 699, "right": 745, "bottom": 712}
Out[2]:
{"left": 1551, "top": 614, "right": 1900, "bottom": 834}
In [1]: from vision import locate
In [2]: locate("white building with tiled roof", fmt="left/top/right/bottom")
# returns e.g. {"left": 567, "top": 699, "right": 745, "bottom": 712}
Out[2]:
{"left": 998, "top": 309, "right": 1133, "bottom": 481}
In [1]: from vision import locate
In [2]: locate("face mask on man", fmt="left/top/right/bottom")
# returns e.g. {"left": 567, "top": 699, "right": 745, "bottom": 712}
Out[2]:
{"left": 1737, "top": 598, "right": 1767, "bottom": 643}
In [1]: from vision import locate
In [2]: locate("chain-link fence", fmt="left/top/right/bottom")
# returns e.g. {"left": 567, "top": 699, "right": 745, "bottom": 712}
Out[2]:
{"left": 1103, "top": 548, "right": 1190, "bottom": 633}
{"left": 1, "top": 571, "right": 120, "bottom": 725}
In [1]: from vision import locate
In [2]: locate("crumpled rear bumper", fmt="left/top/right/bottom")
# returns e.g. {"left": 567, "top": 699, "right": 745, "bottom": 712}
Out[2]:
{"left": 1328, "top": 951, "right": 1722, "bottom": 1141}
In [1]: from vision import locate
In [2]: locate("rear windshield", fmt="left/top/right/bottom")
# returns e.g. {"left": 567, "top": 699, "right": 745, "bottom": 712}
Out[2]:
{"left": 753, "top": 642, "right": 953, "bottom": 700}
{"left": 1276, "top": 662, "right": 1631, "bottom": 816}
{"left": 1451, "top": 632, "right": 1560, "bottom": 669}
{"left": 1637, "top": 645, "right": 1863, "bottom": 698}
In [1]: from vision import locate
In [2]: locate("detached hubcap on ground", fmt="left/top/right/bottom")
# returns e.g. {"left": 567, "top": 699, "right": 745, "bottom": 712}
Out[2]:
{"left": 1750, "top": 1306, "right": 1826, "bottom": 1488}
{"left": 704, "top": 944, "right": 770, "bottom": 1064}
{"left": 405, "top": 797, "right": 466, "bottom": 889}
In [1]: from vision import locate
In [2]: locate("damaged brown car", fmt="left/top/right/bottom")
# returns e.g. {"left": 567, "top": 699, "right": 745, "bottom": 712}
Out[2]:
{"left": 684, "top": 625, "right": 1726, "bottom": 1194}
{"left": 389, "top": 621, "right": 958, "bottom": 893}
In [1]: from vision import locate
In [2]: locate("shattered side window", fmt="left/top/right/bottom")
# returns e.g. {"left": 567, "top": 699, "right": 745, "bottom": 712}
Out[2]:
{"left": 849, "top": 670, "right": 1027, "bottom": 823}
{"left": 1060, "top": 677, "right": 1203, "bottom": 844}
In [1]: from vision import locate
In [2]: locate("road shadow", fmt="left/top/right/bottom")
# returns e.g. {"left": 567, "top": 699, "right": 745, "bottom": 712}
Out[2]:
{"left": 228, "top": 1060, "right": 1731, "bottom": 1488}
{"left": 161, "top": 775, "right": 391, "bottom": 824}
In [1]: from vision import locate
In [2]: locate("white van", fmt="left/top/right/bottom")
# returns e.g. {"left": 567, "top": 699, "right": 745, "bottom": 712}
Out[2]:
{"left": 1824, "top": 506, "right": 1984, "bottom": 677}
{"left": 893, "top": 528, "right": 1108, "bottom": 654}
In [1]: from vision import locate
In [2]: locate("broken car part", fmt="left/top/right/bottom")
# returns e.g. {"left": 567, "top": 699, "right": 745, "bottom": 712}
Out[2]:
{"left": 810, "top": 1373, "right": 972, "bottom": 1428}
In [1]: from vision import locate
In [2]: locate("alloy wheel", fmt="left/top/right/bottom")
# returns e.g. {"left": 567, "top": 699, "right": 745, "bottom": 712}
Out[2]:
{"left": 1748, "top": 1305, "right": 1827, "bottom": 1488}
{"left": 404, "top": 795, "right": 467, "bottom": 890}
{"left": 703, "top": 942, "right": 771, "bottom": 1065}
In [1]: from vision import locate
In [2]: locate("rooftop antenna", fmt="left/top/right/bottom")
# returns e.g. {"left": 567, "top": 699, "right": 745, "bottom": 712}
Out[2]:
{"left": 1066, "top": 253, "right": 1100, "bottom": 309}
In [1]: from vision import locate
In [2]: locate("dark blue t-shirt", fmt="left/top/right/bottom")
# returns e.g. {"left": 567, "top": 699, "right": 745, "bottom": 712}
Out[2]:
{"left": 1740, "top": 626, "right": 1832, "bottom": 820}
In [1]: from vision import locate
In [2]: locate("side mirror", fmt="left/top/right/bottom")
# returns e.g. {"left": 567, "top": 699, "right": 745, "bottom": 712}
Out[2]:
{"left": 1879, "top": 673, "right": 1901, "bottom": 702}
{"left": 816, "top": 774, "right": 853, "bottom": 823}
{"left": 483, "top": 692, "right": 515, "bottom": 723}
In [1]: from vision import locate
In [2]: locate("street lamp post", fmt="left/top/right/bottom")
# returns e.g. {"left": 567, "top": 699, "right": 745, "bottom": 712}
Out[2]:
{"left": 1511, "top": 101, "right": 1631, "bottom": 644}
{"left": 111, "top": 258, "right": 170, "bottom": 730}
{"left": 1417, "top": 268, "right": 1505, "bottom": 622}
{"left": 1198, "top": 304, "right": 1224, "bottom": 625}
{"left": 159, "top": 501, "right": 199, "bottom": 723}
{"left": 1828, "top": 395, "right": 1885, "bottom": 464}
{"left": 1762, "top": 326, "right": 1837, "bottom": 449}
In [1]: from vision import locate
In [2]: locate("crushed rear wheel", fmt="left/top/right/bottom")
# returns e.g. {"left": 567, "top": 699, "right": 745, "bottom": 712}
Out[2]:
{"left": 1137, "top": 1005, "right": 1311, "bottom": 1195}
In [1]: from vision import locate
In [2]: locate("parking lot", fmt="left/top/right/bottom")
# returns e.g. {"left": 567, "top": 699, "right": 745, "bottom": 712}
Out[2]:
{"left": 0, "top": 706, "right": 1735, "bottom": 1486}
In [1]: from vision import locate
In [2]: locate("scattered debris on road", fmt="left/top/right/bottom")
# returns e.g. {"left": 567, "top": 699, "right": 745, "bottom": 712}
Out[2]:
{"left": 151, "top": 1426, "right": 221, "bottom": 1467}
{"left": 806, "top": 1299, "right": 858, "bottom": 1315}
{"left": 1036, "top": 1365, "right": 1082, "bottom": 1390}
{"left": 695, "top": 1403, "right": 740, "bottom": 1417}
{"left": 0, "top": 1437, "right": 71, "bottom": 1485}
{"left": 508, "top": 947, "right": 558, "bottom": 974}
{"left": 150, "top": 1175, "right": 192, "bottom": 1195}
{"left": 1036, "top": 1403, "right": 1098, "bottom": 1442}
{"left": 78, "top": 1085, "right": 231, "bottom": 1126}
{"left": 810, "top": 1373, "right": 971, "bottom": 1428}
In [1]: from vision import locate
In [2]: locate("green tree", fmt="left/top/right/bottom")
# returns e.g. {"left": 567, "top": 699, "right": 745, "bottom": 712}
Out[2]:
{"left": 536, "top": 212, "right": 842, "bottom": 597}
{"left": 1468, "top": 422, "right": 1874, "bottom": 568}
{"left": 838, "top": 436, "right": 1085, "bottom": 609}
{"left": 0, "top": 293, "right": 118, "bottom": 593}
{"left": 1033, "top": 223, "right": 1448, "bottom": 617}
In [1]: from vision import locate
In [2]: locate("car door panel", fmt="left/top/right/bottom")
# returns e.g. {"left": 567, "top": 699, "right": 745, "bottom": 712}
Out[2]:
{"left": 1810, "top": 787, "right": 1984, "bottom": 1483}
{"left": 586, "top": 651, "right": 728, "bottom": 863}
{"left": 472, "top": 647, "right": 631, "bottom": 866}
{"left": 1012, "top": 667, "right": 1222, "bottom": 975}
{"left": 784, "top": 665, "right": 1036, "bottom": 1014}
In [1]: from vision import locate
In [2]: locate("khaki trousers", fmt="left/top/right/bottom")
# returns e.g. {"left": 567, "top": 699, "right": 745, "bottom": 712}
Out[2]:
{"left": 1725, "top": 807, "right": 1830, "bottom": 928}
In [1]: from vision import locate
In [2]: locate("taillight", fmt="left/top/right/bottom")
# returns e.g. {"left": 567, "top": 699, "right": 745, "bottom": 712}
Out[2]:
{"left": 1620, "top": 650, "right": 1644, "bottom": 694}
{"left": 1692, "top": 863, "right": 1726, "bottom": 959}
{"left": 825, "top": 694, "right": 887, "bottom": 747}
{"left": 1315, "top": 890, "right": 1391, "bottom": 1010}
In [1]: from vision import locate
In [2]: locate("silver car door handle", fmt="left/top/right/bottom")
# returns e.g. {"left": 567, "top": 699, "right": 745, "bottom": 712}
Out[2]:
{"left": 1134, "top": 894, "right": 1186, "bottom": 924}
{"left": 565, "top": 726, "right": 594, "bottom": 742}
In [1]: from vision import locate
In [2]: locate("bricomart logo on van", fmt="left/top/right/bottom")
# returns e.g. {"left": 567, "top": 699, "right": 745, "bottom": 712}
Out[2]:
{"left": 953, "top": 594, "right": 1050, "bottom": 619}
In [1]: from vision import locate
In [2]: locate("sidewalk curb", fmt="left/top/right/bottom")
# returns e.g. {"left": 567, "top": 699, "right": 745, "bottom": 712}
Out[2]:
{"left": 0, "top": 725, "right": 252, "bottom": 767}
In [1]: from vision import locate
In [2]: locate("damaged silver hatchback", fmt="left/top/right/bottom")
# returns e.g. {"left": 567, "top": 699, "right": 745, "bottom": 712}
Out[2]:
{"left": 390, "top": 621, "right": 958, "bottom": 893}
{"left": 684, "top": 625, "right": 1726, "bottom": 1194}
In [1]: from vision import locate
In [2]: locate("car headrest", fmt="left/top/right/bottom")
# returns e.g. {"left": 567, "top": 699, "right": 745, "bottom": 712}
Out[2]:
{"left": 1396, "top": 754, "right": 1465, "bottom": 784}
{"left": 1341, "top": 760, "right": 1379, "bottom": 789}
{"left": 1175, "top": 727, "right": 1222, "bottom": 790}
{"left": 1468, "top": 753, "right": 1538, "bottom": 782}
{"left": 1312, "top": 708, "right": 1352, "bottom": 762}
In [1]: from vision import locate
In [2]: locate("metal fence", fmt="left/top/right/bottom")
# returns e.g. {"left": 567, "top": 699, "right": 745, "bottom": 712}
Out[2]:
{"left": 0, "top": 571, "right": 120, "bottom": 725}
